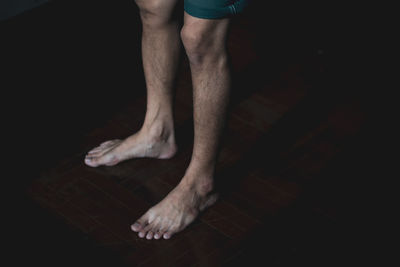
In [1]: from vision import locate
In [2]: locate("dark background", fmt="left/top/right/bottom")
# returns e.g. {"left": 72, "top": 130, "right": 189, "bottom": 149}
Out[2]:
{"left": 2, "top": 0, "right": 357, "bottom": 174}
{"left": 2, "top": 1, "right": 377, "bottom": 266}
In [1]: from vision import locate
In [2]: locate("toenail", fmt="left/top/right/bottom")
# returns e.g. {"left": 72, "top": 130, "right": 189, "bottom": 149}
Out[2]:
{"left": 139, "top": 232, "right": 145, "bottom": 238}
{"left": 131, "top": 223, "right": 140, "bottom": 231}
{"left": 163, "top": 233, "right": 170, "bottom": 239}
{"left": 154, "top": 234, "right": 159, "bottom": 239}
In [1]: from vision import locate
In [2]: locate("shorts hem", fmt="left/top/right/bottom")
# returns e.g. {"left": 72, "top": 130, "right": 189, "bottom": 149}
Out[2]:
{"left": 184, "top": 1, "right": 232, "bottom": 19}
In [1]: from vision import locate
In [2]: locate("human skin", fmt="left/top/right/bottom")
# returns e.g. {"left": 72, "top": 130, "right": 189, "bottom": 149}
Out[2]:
{"left": 85, "top": 0, "right": 231, "bottom": 240}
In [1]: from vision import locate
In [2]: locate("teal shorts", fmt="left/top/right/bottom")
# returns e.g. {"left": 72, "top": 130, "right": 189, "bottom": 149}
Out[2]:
{"left": 184, "top": 0, "right": 251, "bottom": 19}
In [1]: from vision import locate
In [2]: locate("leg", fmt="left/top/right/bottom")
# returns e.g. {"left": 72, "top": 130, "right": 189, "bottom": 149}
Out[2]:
{"left": 85, "top": 0, "right": 180, "bottom": 167}
{"left": 182, "top": 12, "right": 231, "bottom": 180}
{"left": 131, "top": 12, "right": 231, "bottom": 240}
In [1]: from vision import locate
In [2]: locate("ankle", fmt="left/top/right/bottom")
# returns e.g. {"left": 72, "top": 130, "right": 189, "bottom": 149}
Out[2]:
{"left": 182, "top": 169, "right": 215, "bottom": 196}
{"left": 142, "top": 120, "right": 175, "bottom": 143}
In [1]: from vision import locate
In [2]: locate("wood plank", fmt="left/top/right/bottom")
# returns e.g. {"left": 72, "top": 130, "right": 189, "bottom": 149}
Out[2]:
{"left": 139, "top": 222, "right": 229, "bottom": 267}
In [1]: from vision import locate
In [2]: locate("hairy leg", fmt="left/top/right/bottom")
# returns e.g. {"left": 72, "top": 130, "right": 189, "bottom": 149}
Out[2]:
{"left": 131, "top": 12, "right": 231, "bottom": 239}
{"left": 183, "top": 13, "right": 231, "bottom": 180}
{"left": 85, "top": 0, "right": 181, "bottom": 167}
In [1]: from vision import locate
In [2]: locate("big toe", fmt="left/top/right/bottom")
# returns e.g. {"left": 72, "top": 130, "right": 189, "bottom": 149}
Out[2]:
{"left": 84, "top": 156, "right": 100, "bottom": 167}
{"left": 131, "top": 214, "right": 150, "bottom": 233}
{"left": 84, "top": 153, "right": 113, "bottom": 167}
{"left": 131, "top": 222, "right": 142, "bottom": 232}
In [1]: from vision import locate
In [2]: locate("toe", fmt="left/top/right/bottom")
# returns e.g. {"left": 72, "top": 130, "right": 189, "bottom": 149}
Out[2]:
{"left": 138, "top": 230, "right": 146, "bottom": 238}
{"left": 131, "top": 222, "right": 142, "bottom": 232}
{"left": 84, "top": 157, "right": 99, "bottom": 167}
{"left": 88, "top": 146, "right": 103, "bottom": 153}
{"left": 89, "top": 154, "right": 115, "bottom": 167}
{"left": 146, "top": 231, "right": 154, "bottom": 240}
{"left": 154, "top": 229, "right": 165, "bottom": 240}
{"left": 138, "top": 225, "right": 150, "bottom": 238}
{"left": 138, "top": 222, "right": 154, "bottom": 238}
{"left": 150, "top": 222, "right": 164, "bottom": 240}
{"left": 84, "top": 153, "right": 109, "bottom": 167}
{"left": 85, "top": 140, "right": 118, "bottom": 159}
{"left": 163, "top": 231, "right": 173, "bottom": 239}
{"left": 131, "top": 215, "right": 150, "bottom": 232}
{"left": 88, "top": 145, "right": 115, "bottom": 157}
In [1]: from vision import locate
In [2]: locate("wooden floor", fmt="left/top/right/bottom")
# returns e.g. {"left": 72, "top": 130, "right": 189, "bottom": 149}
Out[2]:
{"left": 6, "top": 1, "right": 373, "bottom": 266}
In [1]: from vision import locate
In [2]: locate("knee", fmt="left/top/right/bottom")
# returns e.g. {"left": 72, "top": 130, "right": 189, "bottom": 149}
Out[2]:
{"left": 181, "top": 25, "right": 222, "bottom": 65}
{"left": 135, "top": 0, "right": 174, "bottom": 27}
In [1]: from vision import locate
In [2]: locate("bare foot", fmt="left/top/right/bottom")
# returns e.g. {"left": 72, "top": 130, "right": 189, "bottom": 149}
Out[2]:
{"left": 84, "top": 124, "right": 177, "bottom": 167}
{"left": 131, "top": 176, "right": 218, "bottom": 240}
